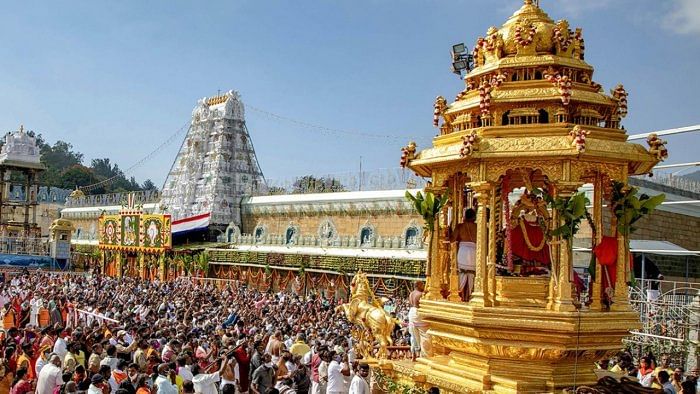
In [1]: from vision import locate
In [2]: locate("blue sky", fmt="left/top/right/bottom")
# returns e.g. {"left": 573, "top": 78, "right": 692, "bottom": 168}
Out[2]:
{"left": 1, "top": 0, "right": 699, "bottom": 187}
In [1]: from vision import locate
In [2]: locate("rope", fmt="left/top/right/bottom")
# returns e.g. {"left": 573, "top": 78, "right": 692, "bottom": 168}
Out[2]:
{"left": 247, "top": 104, "right": 407, "bottom": 141}
{"left": 80, "top": 121, "right": 190, "bottom": 193}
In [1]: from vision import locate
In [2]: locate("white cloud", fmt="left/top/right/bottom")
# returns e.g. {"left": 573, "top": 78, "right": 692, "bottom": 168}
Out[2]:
{"left": 662, "top": 0, "right": 700, "bottom": 35}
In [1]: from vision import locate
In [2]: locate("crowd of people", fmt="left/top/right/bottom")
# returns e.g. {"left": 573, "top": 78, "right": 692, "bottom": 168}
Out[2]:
{"left": 0, "top": 271, "right": 412, "bottom": 394}
{"left": 597, "top": 352, "right": 699, "bottom": 393}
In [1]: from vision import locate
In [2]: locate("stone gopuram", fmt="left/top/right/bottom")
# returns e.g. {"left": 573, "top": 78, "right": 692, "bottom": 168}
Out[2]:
{"left": 160, "top": 90, "right": 265, "bottom": 234}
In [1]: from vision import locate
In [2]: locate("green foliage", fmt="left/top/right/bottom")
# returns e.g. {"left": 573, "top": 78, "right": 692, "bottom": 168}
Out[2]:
{"left": 374, "top": 370, "right": 427, "bottom": 394}
{"left": 292, "top": 175, "right": 346, "bottom": 194}
{"left": 196, "top": 253, "right": 210, "bottom": 274}
{"left": 611, "top": 181, "right": 665, "bottom": 236}
{"left": 141, "top": 179, "right": 157, "bottom": 191}
{"left": 60, "top": 165, "right": 98, "bottom": 189}
{"left": 404, "top": 190, "right": 448, "bottom": 233}
{"left": 532, "top": 189, "right": 590, "bottom": 241}
{"left": 2, "top": 128, "right": 151, "bottom": 194}
{"left": 88, "top": 158, "right": 144, "bottom": 194}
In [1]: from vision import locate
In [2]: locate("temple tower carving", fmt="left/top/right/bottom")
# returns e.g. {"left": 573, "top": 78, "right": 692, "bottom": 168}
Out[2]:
{"left": 160, "top": 90, "right": 265, "bottom": 230}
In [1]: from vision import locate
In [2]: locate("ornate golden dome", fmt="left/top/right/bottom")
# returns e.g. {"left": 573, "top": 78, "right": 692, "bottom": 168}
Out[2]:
{"left": 69, "top": 188, "right": 85, "bottom": 199}
{"left": 408, "top": 0, "right": 661, "bottom": 179}
{"left": 434, "top": 0, "right": 626, "bottom": 140}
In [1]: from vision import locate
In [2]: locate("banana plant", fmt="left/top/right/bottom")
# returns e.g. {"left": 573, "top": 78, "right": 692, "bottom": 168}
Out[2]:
{"left": 196, "top": 253, "right": 210, "bottom": 277}
{"left": 611, "top": 181, "right": 665, "bottom": 236}
{"left": 532, "top": 189, "right": 590, "bottom": 241}
{"left": 405, "top": 189, "right": 449, "bottom": 276}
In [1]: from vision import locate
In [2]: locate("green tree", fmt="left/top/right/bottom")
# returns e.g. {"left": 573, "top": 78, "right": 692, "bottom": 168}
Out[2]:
{"left": 292, "top": 175, "right": 346, "bottom": 194}
{"left": 39, "top": 140, "right": 84, "bottom": 188}
{"left": 60, "top": 165, "right": 98, "bottom": 189}
{"left": 142, "top": 179, "right": 158, "bottom": 191}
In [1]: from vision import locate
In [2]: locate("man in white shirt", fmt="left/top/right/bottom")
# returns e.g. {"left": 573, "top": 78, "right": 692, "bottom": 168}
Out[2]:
{"left": 349, "top": 363, "right": 370, "bottom": 394}
{"left": 177, "top": 355, "right": 194, "bottom": 381}
{"left": 192, "top": 354, "right": 229, "bottom": 394}
{"left": 326, "top": 353, "right": 350, "bottom": 394}
{"left": 53, "top": 329, "right": 68, "bottom": 362}
{"left": 154, "top": 363, "right": 179, "bottom": 394}
{"left": 36, "top": 355, "right": 63, "bottom": 394}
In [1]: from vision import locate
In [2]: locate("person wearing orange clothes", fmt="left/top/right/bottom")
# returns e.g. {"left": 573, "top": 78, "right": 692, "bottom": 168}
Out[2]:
{"left": 15, "top": 344, "right": 35, "bottom": 381}
{"left": 134, "top": 374, "right": 152, "bottom": 394}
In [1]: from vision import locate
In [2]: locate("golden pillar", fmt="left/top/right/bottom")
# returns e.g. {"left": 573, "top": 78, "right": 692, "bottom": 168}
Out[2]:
{"left": 590, "top": 173, "right": 604, "bottom": 310}
{"left": 116, "top": 253, "right": 123, "bottom": 278}
{"left": 486, "top": 183, "right": 498, "bottom": 307}
{"left": 612, "top": 170, "right": 632, "bottom": 311}
{"left": 549, "top": 182, "right": 578, "bottom": 312}
{"left": 159, "top": 255, "right": 166, "bottom": 281}
{"left": 424, "top": 186, "right": 447, "bottom": 300}
{"left": 447, "top": 178, "right": 462, "bottom": 302}
{"left": 611, "top": 232, "right": 631, "bottom": 311}
{"left": 139, "top": 253, "right": 145, "bottom": 279}
{"left": 469, "top": 182, "right": 490, "bottom": 307}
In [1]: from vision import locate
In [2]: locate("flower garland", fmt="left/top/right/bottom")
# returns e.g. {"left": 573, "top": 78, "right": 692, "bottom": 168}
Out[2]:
{"left": 612, "top": 84, "right": 628, "bottom": 118}
{"left": 479, "top": 81, "right": 492, "bottom": 114}
{"left": 553, "top": 26, "right": 574, "bottom": 52}
{"left": 502, "top": 175, "right": 514, "bottom": 271}
{"left": 569, "top": 125, "right": 590, "bottom": 153}
{"left": 515, "top": 23, "right": 537, "bottom": 47}
{"left": 518, "top": 218, "right": 546, "bottom": 251}
{"left": 544, "top": 69, "right": 572, "bottom": 105}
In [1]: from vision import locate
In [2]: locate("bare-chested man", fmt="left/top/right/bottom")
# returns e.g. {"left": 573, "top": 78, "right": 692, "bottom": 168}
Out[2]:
{"left": 266, "top": 330, "right": 285, "bottom": 364}
{"left": 408, "top": 281, "right": 428, "bottom": 361}
{"left": 455, "top": 208, "right": 477, "bottom": 301}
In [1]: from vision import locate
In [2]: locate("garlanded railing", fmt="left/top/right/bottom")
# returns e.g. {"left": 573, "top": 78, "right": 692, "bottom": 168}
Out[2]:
{"left": 208, "top": 249, "right": 426, "bottom": 277}
{"left": 64, "top": 190, "right": 161, "bottom": 208}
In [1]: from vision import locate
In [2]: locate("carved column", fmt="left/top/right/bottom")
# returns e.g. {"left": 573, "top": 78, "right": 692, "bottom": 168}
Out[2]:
{"left": 23, "top": 170, "right": 30, "bottom": 234}
{"left": 0, "top": 169, "right": 4, "bottom": 227}
{"left": 116, "top": 253, "right": 123, "bottom": 278}
{"left": 590, "top": 173, "right": 604, "bottom": 310}
{"left": 424, "top": 185, "right": 447, "bottom": 300}
{"left": 447, "top": 175, "right": 462, "bottom": 302}
{"left": 469, "top": 181, "right": 491, "bottom": 307}
{"left": 611, "top": 234, "right": 631, "bottom": 311}
{"left": 159, "top": 255, "right": 166, "bottom": 281}
{"left": 549, "top": 181, "right": 578, "bottom": 312}
{"left": 611, "top": 171, "right": 632, "bottom": 311}
{"left": 139, "top": 253, "right": 146, "bottom": 279}
{"left": 486, "top": 183, "right": 498, "bottom": 307}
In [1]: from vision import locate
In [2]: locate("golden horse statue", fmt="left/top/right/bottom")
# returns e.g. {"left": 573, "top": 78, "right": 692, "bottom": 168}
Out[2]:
{"left": 337, "top": 271, "right": 394, "bottom": 359}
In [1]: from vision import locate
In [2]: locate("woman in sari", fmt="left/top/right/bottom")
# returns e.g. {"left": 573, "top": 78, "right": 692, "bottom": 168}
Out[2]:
{"left": 9, "top": 368, "right": 32, "bottom": 394}
{"left": 48, "top": 298, "right": 63, "bottom": 327}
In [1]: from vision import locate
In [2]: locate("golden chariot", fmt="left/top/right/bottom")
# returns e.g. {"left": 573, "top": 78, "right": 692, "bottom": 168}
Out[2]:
{"left": 342, "top": 1, "right": 668, "bottom": 393}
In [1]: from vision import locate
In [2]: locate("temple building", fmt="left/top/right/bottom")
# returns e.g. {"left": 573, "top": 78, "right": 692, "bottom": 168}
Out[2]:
{"left": 0, "top": 125, "right": 45, "bottom": 253}
{"left": 159, "top": 90, "right": 265, "bottom": 238}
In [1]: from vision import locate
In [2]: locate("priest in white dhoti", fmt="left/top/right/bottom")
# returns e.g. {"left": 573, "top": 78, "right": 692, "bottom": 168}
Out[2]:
{"left": 455, "top": 209, "right": 477, "bottom": 301}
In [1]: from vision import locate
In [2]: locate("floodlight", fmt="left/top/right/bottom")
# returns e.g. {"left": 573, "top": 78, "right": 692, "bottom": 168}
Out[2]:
{"left": 452, "top": 60, "right": 468, "bottom": 71}
{"left": 452, "top": 43, "right": 466, "bottom": 54}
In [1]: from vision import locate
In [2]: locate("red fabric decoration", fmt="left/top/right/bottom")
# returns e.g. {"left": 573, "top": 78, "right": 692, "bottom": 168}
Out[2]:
{"left": 594, "top": 236, "right": 617, "bottom": 266}
{"left": 510, "top": 221, "right": 551, "bottom": 264}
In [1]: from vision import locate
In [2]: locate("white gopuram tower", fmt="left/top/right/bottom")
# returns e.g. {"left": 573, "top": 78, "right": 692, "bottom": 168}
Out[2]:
{"left": 160, "top": 90, "right": 265, "bottom": 233}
